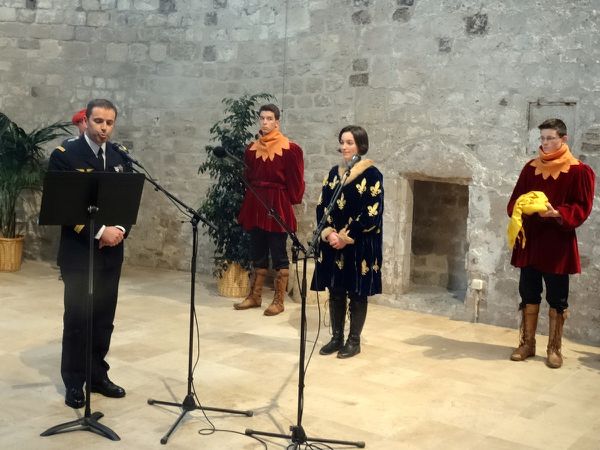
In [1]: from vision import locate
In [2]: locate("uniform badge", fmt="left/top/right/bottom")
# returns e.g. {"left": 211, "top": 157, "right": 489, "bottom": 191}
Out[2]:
{"left": 114, "top": 164, "right": 124, "bottom": 173}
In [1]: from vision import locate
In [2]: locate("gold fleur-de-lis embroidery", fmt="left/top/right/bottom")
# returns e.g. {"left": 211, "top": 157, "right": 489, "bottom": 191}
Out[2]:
{"left": 373, "top": 259, "right": 380, "bottom": 272}
{"left": 328, "top": 176, "right": 339, "bottom": 189}
{"left": 337, "top": 193, "right": 346, "bottom": 210}
{"left": 370, "top": 180, "right": 381, "bottom": 197}
{"left": 335, "top": 255, "right": 344, "bottom": 270}
{"left": 367, "top": 202, "right": 379, "bottom": 217}
{"left": 361, "top": 259, "right": 369, "bottom": 275}
{"left": 356, "top": 178, "right": 367, "bottom": 195}
{"left": 322, "top": 175, "right": 329, "bottom": 186}
{"left": 327, "top": 215, "right": 333, "bottom": 224}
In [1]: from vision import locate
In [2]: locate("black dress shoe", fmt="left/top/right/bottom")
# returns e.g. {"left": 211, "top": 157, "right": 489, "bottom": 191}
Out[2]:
{"left": 91, "top": 378, "right": 126, "bottom": 398}
{"left": 65, "top": 387, "right": 85, "bottom": 409}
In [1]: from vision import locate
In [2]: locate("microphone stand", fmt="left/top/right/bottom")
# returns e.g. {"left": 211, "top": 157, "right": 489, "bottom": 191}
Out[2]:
{"left": 236, "top": 161, "right": 365, "bottom": 449}
{"left": 130, "top": 163, "right": 252, "bottom": 444}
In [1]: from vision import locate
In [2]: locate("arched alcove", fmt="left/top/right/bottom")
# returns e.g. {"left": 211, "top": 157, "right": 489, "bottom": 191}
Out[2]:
{"left": 380, "top": 135, "right": 480, "bottom": 314}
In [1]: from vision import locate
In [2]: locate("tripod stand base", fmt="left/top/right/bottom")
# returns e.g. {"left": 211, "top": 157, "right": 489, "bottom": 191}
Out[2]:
{"left": 41, "top": 411, "right": 120, "bottom": 441}
{"left": 245, "top": 425, "right": 365, "bottom": 448}
{"left": 148, "top": 393, "right": 253, "bottom": 444}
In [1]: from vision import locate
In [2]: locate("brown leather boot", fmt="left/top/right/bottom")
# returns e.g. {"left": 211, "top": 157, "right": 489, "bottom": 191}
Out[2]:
{"left": 234, "top": 268, "right": 267, "bottom": 310}
{"left": 547, "top": 308, "right": 568, "bottom": 368}
{"left": 264, "top": 268, "right": 288, "bottom": 316}
{"left": 510, "top": 303, "right": 539, "bottom": 361}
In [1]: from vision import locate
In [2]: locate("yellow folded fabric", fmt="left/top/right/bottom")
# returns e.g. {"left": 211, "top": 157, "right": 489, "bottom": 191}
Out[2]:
{"left": 507, "top": 191, "right": 549, "bottom": 249}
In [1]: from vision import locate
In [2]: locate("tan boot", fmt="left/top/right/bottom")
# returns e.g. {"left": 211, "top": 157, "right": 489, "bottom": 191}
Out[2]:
{"left": 234, "top": 268, "right": 267, "bottom": 310}
{"left": 547, "top": 308, "right": 568, "bottom": 368}
{"left": 264, "top": 268, "right": 289, "bottom": 316}
{"left": 510, "top": 303, "right": 539, "bottom": 361}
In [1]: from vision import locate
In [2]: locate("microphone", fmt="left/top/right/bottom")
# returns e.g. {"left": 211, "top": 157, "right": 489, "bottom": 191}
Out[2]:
{"left": 212, "top": 146, "right": 247, "bottom": 167}
{"left": 113, "top": 142, "right": 142, "bottom": 167}
{"left": 347, "top": 154, "right": 361, "bottom": 170}
{"left": 212, "top": 146, "right": 228, "bottom": 159}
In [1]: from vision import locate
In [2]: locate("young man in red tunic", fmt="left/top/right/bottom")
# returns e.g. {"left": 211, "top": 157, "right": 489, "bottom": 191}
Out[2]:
{"left": 507, "top": 118, "right": 595, "bottom": 368}
{"left": 234, "top": 104, "right": 305, "bottom": 316}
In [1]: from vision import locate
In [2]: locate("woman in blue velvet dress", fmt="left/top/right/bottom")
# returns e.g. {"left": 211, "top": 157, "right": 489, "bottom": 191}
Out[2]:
{"left": 311, "top": 125, "right": 384, "bottom": 358}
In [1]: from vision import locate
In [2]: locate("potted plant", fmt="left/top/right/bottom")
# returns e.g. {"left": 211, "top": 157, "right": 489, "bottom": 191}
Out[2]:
{"left": 198, "top": 93, "right": 273, "bottom": 296}
{"left": 0, "top": 112, "right": 70, "bottom": 271}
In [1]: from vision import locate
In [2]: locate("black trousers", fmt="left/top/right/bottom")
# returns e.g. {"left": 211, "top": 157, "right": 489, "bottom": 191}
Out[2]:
{"left": 519, "top": 266, "right": 569, "bottom": 313}
{"left": 60, "top": 266, "right": 121, "bottom": 389}
{"left": 249, "top": 228, "right": 289, "bottom": 270}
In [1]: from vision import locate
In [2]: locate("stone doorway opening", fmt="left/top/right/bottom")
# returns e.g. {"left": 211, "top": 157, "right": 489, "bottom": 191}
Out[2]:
{"left": 410, "top": 179, "right": 469, "bottom": 301}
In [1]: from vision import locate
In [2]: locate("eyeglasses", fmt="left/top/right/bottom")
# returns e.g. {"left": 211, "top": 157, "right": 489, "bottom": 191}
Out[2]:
{"left": 539, "top": 136, "right": 560, "bottom": 142}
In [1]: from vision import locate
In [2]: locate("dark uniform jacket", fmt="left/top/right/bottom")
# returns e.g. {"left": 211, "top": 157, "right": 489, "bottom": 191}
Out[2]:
{"left": 311, "top": 159, "right": 384, "bottom": 296}
{"left": 47, "top": 135, "right": 132, "bottom": 270}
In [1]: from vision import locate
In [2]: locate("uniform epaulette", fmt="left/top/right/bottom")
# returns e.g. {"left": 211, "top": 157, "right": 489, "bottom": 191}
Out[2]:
{"left": 56, "top": 146, "right": 66, "bottom": 152}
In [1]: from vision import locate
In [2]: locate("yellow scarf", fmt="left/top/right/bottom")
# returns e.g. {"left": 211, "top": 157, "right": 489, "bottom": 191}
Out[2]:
{"left": 249, "top": 129, "right": 290, "bottom": 161}
{"left": 507, "top": 191, "right": 549, "bottom": 249}
{"left": 529, "top": 143, "right": 579, "bottom": 180}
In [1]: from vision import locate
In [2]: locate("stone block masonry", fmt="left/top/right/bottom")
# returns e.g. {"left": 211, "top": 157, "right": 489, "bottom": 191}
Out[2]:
{"left": 2, "top": 0, "right": 600, "bottom": 344}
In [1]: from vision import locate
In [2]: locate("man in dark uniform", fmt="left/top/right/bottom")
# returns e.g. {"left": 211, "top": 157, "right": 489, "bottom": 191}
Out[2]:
{"left": 48, "top": 99, "right": 131, "bottom": 408}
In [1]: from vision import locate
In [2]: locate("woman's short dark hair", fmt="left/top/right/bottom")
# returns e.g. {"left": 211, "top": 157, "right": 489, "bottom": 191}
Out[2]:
{"left": 86, "top": 99, "right": 118, "bottom": 119}
{"left": 339, "top": 125, "right": 369, "bottom": 155}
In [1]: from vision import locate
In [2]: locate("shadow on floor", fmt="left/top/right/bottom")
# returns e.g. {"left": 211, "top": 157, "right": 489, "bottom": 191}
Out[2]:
{"left": 403, "top": 334, "right": 513, "bottom": 361}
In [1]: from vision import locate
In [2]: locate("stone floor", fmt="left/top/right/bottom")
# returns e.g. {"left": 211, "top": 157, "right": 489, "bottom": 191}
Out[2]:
{"left": 1, "top": 260, "right": 599, "bottom": 450}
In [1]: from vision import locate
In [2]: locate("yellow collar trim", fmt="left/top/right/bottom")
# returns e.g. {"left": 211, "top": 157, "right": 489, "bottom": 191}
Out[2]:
{"left": 249, "top": 129, "right": 290, "bottom": 161}
{"left": 530, "top": 143, "right": 579, "bottom": 180}
{"left": 337, "top": 159, "right": 375, "bottom": 185}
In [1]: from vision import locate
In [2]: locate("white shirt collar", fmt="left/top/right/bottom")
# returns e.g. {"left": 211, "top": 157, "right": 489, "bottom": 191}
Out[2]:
{"left": 83, "top": 133, "right": 106, "bottom": 169}
{"left": 83, "top": 133, "right": 105, "bottom": 157}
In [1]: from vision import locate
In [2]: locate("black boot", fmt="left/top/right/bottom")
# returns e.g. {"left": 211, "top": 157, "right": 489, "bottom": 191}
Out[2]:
{"left": 319, "top": 294, "right": 347, "bottom": 355}
{"left": 337, "top": 299, "right": 367, "bottom": 359}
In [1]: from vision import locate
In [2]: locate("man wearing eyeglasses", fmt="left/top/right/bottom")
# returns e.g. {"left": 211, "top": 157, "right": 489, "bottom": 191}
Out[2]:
{"left": 507, "top": 118, "right": 595, "bottom": 368}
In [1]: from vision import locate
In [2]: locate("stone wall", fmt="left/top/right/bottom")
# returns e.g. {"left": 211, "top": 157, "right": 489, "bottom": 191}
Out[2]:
{"left": 2, "top": 0, "right": 600, "bottom": 343}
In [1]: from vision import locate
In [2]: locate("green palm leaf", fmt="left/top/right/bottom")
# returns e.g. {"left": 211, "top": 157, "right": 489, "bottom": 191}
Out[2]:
{"left": 0, "top": 112, "right": 71, "bottom": 237}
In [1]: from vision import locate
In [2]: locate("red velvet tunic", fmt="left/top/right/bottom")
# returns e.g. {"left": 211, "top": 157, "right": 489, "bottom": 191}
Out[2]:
{"left": 507, "top": 161, "right": 595, "bottom": 274}
{"left": 237, "top": 142, "right": 304, "bottom": 232}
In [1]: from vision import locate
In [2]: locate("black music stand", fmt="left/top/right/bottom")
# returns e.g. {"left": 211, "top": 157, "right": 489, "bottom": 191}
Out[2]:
{"left": 39, "top": 171, "right": 144, "bottom": 441}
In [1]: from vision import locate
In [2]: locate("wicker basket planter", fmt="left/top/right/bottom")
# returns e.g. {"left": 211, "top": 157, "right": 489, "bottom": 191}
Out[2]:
{"left": 0, "top": 235, "right": 24, "bottom": 272}
{"left": 217, "top": 262, "right": 250, "bottom": 298}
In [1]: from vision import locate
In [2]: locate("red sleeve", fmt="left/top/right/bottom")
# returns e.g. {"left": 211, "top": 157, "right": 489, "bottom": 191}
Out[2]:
{"left": 243, "top": 145, "right": 252, "bottom": 182}
{"left": 284, "top": 143, "right": 305, "bottom": 205}
{"left": 556, "top": 163, "right": 595, "bottom": 230}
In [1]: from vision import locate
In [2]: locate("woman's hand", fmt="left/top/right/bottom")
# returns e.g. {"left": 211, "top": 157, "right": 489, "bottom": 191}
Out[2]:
{"left": 327, "top": 232, "right": 348, "bottom": 250}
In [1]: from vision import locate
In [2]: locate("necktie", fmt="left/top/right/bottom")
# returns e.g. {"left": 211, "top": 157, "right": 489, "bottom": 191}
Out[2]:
{"left": 98, "top": 147, "right": 105, "bottom": 170}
